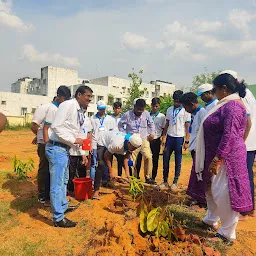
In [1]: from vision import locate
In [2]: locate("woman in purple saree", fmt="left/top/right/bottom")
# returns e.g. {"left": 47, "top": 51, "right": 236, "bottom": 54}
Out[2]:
{"left": 195, "top": 72, "right": 253, "bottom": 243}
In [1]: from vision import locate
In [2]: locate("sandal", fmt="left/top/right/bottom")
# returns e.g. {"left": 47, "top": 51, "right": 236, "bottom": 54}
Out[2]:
{"left": 214, "top": 233, "right": 234, "bottom": 246}
{"left": 202, "top": 221, "right": 218, "bottom": 232}
{"left": 92, "top": 195, "right": 100, "bottom": 200}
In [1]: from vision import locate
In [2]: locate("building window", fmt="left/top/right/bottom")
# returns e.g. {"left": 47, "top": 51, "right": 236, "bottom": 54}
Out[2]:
{"left": 152, "top": 92, "right": 155, "bottom": 98}
{"left": 163, "top": 93, "right": 166, "bottom": 97}
{"left": 145, "top": 91, "right": 149, "bottom": 98}
{"left": 91, "top": 95, "right": 95, "bottom": 104}
{"left": 116, "top": 98, "right": 122, "bottom": 103}
{"left": 87, "top": 112, "right": 94, "bottom": 117}
{"left": 1, "top": 101, "right": 6, "bottom": 105}
{"left": 32, "top": 108, "right": 36, "bottom": 114}
{"left": 97, "top": 96, "right": 104, "bottom": 101}
{"left": 21, "top": 107, "right": 27, "bottom": 116}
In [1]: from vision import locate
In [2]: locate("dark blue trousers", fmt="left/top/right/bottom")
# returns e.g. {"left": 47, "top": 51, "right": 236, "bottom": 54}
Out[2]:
{"left": 163, "top": 136, "right": 184, "bottom": 183}
{"left": 247, "top": 151, "right": 255, "bottom": 210}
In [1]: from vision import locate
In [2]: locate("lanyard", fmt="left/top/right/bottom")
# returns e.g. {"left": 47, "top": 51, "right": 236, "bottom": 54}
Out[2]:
{"left": 96, "top": 113, "right": 106, "bottom": 127}
{"left": 135, "top": 118, "right": 141, "bottom": 131}
{"left": 78, "top": 110, "right": 84, "bottom": 127}
{"left": 150, "top": 111, "right": 159, "bottom": 120}
{"left": 112, "top": 114, "right": 123, "bottom": 123}
{"left": 189, "top": 106, "right": 202, "bottom": 133}
{"left": 205, "top": 98, "right": 217, "bottom": 107}
{"left": 172, "top": 106, "right": 182, "bottom": 124}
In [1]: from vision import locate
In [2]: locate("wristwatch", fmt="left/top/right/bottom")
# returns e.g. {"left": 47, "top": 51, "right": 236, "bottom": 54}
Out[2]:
{"left": 185, "top": 141, "right": 189, "bottom": 144}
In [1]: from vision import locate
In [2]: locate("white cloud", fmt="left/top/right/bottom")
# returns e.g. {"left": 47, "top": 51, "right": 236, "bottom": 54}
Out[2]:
{"left": 193, "top": 20, "right": 222, "bottom": 33}
{"left": 121, "top": 32, "right": 148, "bottom": 51}
{"left": 22, "top": 44, "right": 80, "bottom": 67}
{"left": 228, "top": 9, "right": 256, "bottom": 37}
{"left": 0, "top": 0, "right": 34, "bottom": 31}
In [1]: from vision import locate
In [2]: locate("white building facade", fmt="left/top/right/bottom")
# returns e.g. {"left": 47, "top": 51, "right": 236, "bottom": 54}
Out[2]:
{"left": 6, "top": 66, "right": 176, "bottom": 117}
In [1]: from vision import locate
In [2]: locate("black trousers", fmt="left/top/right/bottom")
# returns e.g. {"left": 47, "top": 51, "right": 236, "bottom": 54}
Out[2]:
{"left": 68, "top": 155, "right": 87, "bottom": 192}
{"left": 94, "top": 146, "right": 107, "bottom": 191}
{"left": 37, "top": 144, "right": 50, "bottom": 200}
{"left": 150, "top": 137, "right": 161, "bottom": 180}
{"left": 135, "top": 152, "right": 142, "bottom": 178}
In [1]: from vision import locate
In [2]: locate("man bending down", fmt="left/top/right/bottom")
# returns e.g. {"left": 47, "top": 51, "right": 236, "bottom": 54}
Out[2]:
{"left": 93, "top": 131, "right": 142, "bottom": 200}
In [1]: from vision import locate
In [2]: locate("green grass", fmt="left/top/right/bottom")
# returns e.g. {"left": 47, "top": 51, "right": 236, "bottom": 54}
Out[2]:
{"left": 4, "top": 122, "right": 31, "bottom": 131}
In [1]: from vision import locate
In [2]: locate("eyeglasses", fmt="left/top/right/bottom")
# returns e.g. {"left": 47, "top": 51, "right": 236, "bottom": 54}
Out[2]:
{"left": 212, "top": 88, "right": 216, "bottom": 94}
{"left": 83, "top": 93, "right": 93, "bottom": 99}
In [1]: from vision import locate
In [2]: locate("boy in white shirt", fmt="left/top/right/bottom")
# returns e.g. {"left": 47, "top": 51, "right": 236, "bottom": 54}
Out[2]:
{"left": 150, "top": 98, "right": 165, "bottom": 182}
{"left": 31, "top": 101, "right": 52, "bottom": 204}
{"left": 197, "top": 83, "right": 218, "bottom": 112}
{"left": 90, "top": 100, "right": 116, "bottom": 181}
{"left": 180, "top": 92, "right": 207, "bottom": 205}
{"left": 161, "top": 91, "right": 191, "bottom": 190}
{"left": 43, "top": 86, "right": 71, "bottom": 143}
{"left": 93, "top": 131, "right": 142, "bottom": 199}
{"left": 67, "top": 107, "right": 92, "bottom": 194}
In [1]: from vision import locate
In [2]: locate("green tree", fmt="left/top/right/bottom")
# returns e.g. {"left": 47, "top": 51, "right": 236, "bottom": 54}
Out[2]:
{"left": 123, "top": 69, "right": 147, "bottom": 112}
{"left": 107, "top": 94, "right": 114, "bottom": 106}
{"left": 159, "top": 95, "right": 173, "bottom": 115}
{"left": 191, "top": 71, "right": 219, "bottom": 92}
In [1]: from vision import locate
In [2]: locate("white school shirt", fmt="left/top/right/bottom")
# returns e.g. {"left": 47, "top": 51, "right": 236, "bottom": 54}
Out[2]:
{"left": 242, "top": 88, "right": 256, "bottom": 151}
{"left": 50, "top": 99, "right": 84, "bottom": 151}
{"left": 151, "top": 112, "right": 165, "bottom": 139}
{"left": 32, "top": 103, "right": 51, "bottom": 144}
{"left": 189, "top": 107, "right": 207, "bottom": 152}
{"left": 99, "top": 131, "right": 127, "bottom": 155}
{"left": 90, "top": 114, "right": 116, "bottom": 149}
{"left": 45, "top": 102, "right": 59, "bottom": 140}
{"left": 165, "top": 106, "right": 191, "bottom": 137}
{"left": 205, "top": 98, "right": 218, "bottom": 113}
{"left": 111, "top": 114, "right": 123, "bottom": 131}
{"left": 69, "top": 113, "right": 93, "bottom": 156}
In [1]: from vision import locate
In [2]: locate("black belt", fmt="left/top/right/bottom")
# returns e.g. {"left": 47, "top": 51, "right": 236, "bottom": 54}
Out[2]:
{"left": 48, "top": 140, "right": 70, "bottom": 149}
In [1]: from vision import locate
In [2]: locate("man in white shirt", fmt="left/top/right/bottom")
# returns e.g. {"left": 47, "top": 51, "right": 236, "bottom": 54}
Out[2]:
{"left": 93, "top": 131, "right": 142, "bottom": 199}
{"left": 180, "top": 92, "right": 207, "bottom": 205}
{"left": 67, "top": 106, "right": 93, "bottom": 194}
{"left": 150, "top": 98, "right": 165, "bottom": 182}
{"left": 43, "top": 86, "right": 71, "bottom": 143}
{"left": 197, "top": 83, "right": 218, "bottom": 112}
{"left": 45, "top": 85, "right": 93, "bottom": 228}
{"left": 161, "top": 91, "right": 191, "bottom": 190}
{"left": 90, "top": 100, "right": 116, "bottom": 183}
{"left": 110, "top": 101, "right": 126, "bottom": 177}
{"left": 31, "top": 101, "right": 52, "bottom": 204}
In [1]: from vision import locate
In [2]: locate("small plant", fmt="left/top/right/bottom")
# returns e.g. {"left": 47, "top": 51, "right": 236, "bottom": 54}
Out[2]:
{"left": 137, "top": 198, "right": 186, "bottom": 241}
{"left": 13, "top": 156, "right": 34, "bottom": 180}
{"left": 129, "top": 176, "right": 144, "bottom": 199}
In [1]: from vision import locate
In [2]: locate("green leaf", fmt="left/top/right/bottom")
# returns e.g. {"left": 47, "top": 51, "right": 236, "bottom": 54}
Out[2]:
{"left": 139, "top": 202, "right": 148, "bottom": 233}
{"left": 147, "top": 207, "right": 161, "bottom": 232}
{"left": 160, "top": 221, "right": 169, "bottom": 237}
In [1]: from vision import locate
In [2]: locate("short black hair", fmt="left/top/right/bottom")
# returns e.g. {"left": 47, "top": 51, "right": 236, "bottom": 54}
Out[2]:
{"left": 135, "top": 99, "right": 146, "bottom": 108}
{"left": 173, "top": 90, "right": 183, "bottom": 101}
{"left": 113, "top": 102, "right": 122, "bottom": 108}
{"left": 75, "top": 85, "right": 93, "bottom": 98}
{"left": 180, "top": 92, "right": 198, "bottom": 105}
{"left": 151, "top": 97, "right": 161, "bottom": 105}
{"left": 213, "top": 73, "right": 246, "bottom": 98}
{"left": 57, "top": 86, "right": 71, "bottom": 100}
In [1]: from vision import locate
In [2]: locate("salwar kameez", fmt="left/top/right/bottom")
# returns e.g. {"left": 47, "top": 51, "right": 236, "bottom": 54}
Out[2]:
{"left": 202, "top": 100, "right": 253, "bottom": 241}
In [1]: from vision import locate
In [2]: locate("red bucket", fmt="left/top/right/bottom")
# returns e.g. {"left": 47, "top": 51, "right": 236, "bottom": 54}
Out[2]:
{"left": 82, "top": 139, "right": 92, "bottom": 151}
{"left": 73, "top": 178, "right": 93, "bottom": 200}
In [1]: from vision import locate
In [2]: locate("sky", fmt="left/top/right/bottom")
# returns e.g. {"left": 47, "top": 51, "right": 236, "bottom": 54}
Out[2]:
{"left": 1, "top": 0, "right": 256, "bottom": 91}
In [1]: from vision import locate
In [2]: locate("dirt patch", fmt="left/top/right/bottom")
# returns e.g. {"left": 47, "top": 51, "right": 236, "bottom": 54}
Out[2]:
{"left": 0, "top": 130, "right": 255, "bottom": 255}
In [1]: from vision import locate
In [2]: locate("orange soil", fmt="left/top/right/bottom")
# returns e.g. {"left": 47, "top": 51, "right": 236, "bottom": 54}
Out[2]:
{"left": 0, "top": 130, "right": 255, "bottom": 256}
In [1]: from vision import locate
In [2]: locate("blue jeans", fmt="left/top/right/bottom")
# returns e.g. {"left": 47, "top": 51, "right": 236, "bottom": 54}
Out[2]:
{"left": 163, "top": 136, "right": 184, "bottom": 183}
{"left": 90, "top": 149, "right": 97, "bottom": 179}
{"left": 90, "top": 148, "right": 108, "bottom": 184}
{"left": 247, "top": 151, "right": 255, "bottom": 210}
{"left": 45, "top": 144, "right": 69, "bottom": 222}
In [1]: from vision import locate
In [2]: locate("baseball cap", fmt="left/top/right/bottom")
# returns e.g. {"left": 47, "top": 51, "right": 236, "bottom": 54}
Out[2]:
{"left": 197, "top": 83, "right": 214, "bottom": 96}
{"left": 219, "top": 70, "right": 238, "bottom": 79}
{"left": 97, "top": 100, "right": 106, "bottom": 110}
{"left": 129, "top": 134, "right": 142, "bottom": 148}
